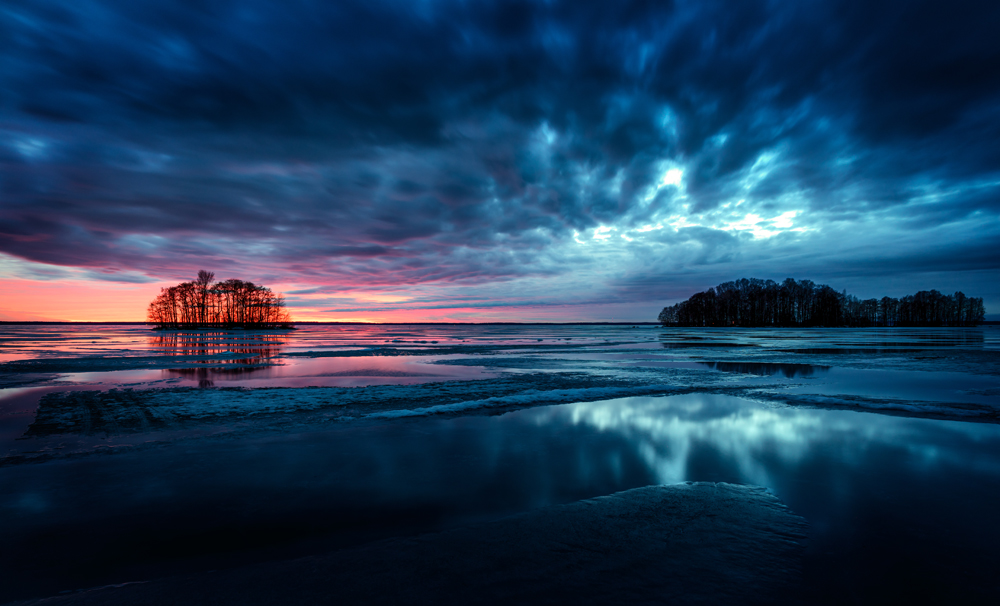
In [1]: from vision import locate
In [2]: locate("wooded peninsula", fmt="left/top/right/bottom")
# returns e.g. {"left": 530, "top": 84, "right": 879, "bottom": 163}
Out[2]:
{"left": 147, "top": 271, "right": 292, "bottom": 329}
{"left": 658, "top": 278, "right": 985, "bottom": 327}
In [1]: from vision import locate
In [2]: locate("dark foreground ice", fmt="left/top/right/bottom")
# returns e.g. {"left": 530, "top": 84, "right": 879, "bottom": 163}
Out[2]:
{"left": 6, "top": 482, "right": 808, "bottom": 606}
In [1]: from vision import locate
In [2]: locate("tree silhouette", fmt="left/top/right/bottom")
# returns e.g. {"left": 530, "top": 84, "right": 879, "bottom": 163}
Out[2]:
{"left": 147, "top": 271, "right": 292, "bottom": 329}
{"left": 658, "top": 278, "right": 985, "bottom": 327}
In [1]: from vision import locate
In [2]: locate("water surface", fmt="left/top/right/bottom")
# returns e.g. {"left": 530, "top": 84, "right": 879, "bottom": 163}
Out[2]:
{"left": 1, "top": 324, "right": 999, "bottom": 603}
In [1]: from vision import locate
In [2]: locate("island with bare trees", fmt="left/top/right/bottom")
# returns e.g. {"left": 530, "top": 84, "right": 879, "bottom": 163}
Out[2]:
{"left": 147, "top": 271, "right": 293, "bottom": 329}
{"left": 658, "top": 278, "right": 986, "bottom": 327}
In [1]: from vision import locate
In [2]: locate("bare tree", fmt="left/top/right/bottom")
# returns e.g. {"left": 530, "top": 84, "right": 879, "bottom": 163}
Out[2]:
{"left": 147, "top": 272, "right": 292, "bottom": 329}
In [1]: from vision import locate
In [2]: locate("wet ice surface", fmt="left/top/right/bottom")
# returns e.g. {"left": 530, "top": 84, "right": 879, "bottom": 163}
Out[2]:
{"left": 11, "top": 483, "right": 809, "bottom": 606}
{"left": 3, "top": 393, "right": 1000, "bottom": 603}
{"left": 2, "top": 324, "right": 1000, "bottom": 603}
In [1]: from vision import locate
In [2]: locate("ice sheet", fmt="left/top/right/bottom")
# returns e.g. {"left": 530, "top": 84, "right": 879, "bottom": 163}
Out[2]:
{"left": 6, "top": 483, "right": 808, "bottom": 606}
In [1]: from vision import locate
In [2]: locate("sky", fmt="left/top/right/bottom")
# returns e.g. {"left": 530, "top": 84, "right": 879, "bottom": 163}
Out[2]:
{"left": 1, "top": 0, "right": 999, "bottom": 322}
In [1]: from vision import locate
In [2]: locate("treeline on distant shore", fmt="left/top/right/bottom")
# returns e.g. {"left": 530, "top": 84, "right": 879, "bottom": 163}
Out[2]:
{"left": 658, "top": 278, "right": 985, "bottom": 327}
{"left": 147, "top": 270, "right": 292, "bottom": 329}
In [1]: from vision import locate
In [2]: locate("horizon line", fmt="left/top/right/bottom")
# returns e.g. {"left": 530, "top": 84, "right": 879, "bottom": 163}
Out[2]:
{"left": 0, "top": 321, "right": 663, "bottom": 326}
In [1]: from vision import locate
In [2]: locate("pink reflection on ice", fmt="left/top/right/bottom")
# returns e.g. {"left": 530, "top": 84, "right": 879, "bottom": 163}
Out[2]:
{"left": 160, "top": 355, "right": 493, "bottom": 388}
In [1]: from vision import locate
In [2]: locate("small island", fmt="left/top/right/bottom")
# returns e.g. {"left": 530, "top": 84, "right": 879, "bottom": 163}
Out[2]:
{"left": 658, "top": 278, "right": 985, "bottom": 327}
{"left": 147, "top": 270, "right": 293, "bottom": 329}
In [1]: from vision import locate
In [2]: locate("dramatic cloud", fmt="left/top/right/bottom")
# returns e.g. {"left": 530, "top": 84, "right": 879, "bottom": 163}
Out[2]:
{"left": 1, "top": 0, "right": 998, "bottom": 320}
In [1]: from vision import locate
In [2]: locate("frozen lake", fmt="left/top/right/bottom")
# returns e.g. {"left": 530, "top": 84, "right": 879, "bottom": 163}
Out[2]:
{"left": 2, "top": 324, "right": 999, "bottom": 603}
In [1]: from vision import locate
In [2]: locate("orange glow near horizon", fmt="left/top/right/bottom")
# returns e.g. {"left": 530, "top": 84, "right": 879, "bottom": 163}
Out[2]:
{"left": 0, "top": 279, "right": 656, "bottom": 323}
{"left": 0, "top": 279, "right": 509, "bottom": 323}
{"left": 0, "top": 279, "right": 175, "bottom": 322}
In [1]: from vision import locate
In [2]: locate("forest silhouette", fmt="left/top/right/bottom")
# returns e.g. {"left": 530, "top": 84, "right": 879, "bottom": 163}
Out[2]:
{"left": 658, "top": 278, "right": 986, "bottom": 327}
{"left": 147, "top": 270, "right": 293, "bottom": 329}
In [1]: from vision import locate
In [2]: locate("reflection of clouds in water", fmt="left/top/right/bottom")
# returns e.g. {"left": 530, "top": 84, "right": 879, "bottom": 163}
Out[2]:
{"left": 544, "top": 394, "right": 1000, "bottom": 489}
{"left": 890, "top": 423, "right": 1000, "bottom": 476}
{"left": 547, "top": 394, "right": 823, "bottom": 487}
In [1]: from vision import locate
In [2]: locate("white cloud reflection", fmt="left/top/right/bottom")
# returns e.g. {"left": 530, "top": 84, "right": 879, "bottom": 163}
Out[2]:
{"left": 532, "top": 394, "right": 1000, "bottom": 488}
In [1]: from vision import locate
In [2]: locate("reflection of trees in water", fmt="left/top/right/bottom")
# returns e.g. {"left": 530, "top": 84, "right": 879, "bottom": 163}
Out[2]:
{"left": 826, "top": 329, "right": 986, "bottom": 348}
{"left": 149, "top": 332, "right": 287, "bottom": 386}
{"left": 149, "top": 332, "right": 287, "bottom": 357}
{"left": 699, "top": 361, "right": 829, "bottom": 379}
{"left": 908, "top": 329, "right": 986, "bottom": 347}
{"left": 784, "top": 330, "right": 987, "bottom": 353}
{"left": 168, "top": 366, "right": 273, "bottom": 388}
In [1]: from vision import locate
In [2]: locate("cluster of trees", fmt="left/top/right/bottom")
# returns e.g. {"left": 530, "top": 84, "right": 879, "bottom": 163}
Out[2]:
{"left": 658, "top": 278, "right": 986, "bottom": 327}
{"left": 147, "top": 271, "right": 293, "bottom": 329}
